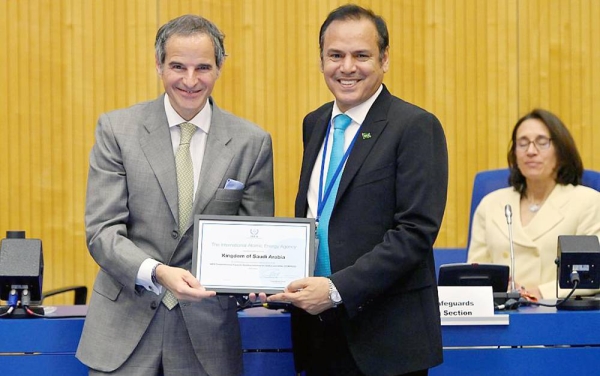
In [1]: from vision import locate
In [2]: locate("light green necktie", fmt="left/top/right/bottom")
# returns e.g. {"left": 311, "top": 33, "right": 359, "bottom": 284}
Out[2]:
{"left": 163, "top": 122, "right": 197, "bottom": 310}
{"left": 176, "top": 122, "right": 197, "bottom": 234}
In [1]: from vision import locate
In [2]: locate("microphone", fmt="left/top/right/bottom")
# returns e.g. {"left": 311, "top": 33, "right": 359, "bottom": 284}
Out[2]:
{"left": 505, "top": 204, "right": 517, "bottom": 292}
{"left": 493, "top": 204, "right": 521, "bottom": 310}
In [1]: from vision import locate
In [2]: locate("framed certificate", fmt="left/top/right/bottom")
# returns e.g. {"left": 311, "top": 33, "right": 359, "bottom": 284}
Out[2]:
{"left": 191, "top": 215, "right": 315, "bottom": 294}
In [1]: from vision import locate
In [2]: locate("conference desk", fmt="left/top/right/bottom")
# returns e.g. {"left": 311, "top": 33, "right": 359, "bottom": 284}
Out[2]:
{"left": 434, "top": 304, "right": 600, "bottom": 375}
{"left": 0, "top": 306, "right": 296, "bottom": 376}
{"left": 1, "top": 304, "right": 600, "bottom": 375}
{"left": 0, "top": 306, "right": 88, "bottom": 374}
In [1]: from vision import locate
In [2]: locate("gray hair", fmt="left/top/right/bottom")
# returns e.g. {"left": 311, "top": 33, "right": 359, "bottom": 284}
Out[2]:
{"left": 155, "top": 14, "right": 226, "bottom": 68}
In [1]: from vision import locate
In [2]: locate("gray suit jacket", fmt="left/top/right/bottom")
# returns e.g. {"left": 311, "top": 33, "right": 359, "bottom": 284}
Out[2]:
{"left": 76, "top": 95, "right": 274, "bottom": 375}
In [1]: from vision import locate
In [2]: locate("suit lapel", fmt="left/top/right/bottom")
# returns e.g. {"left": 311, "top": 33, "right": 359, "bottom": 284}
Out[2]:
{"left": 139, "top": 97, "right": 235, "bottom": 234}
{"left": 297, "top": 110, "right": 331, "bottom": 216}
{"left": 490, "top": 186, "right": 565, "bottom": 246}
{"left": 490, "top": 193, "right": 532, "bottom": 248}
{"left": 518, "top": 185, "right": 565, "bottom": 241}
{"left": 297, "top": 87, "right": 393, "bottom": 212}
{"left": 139, "top": 95, "right": 179, "bottom": 223}
{"left": 335, "top": 88, "right": 391, "bottom": 204}
{"left": 192, "top": 99, "right": 234, "bottom": 219}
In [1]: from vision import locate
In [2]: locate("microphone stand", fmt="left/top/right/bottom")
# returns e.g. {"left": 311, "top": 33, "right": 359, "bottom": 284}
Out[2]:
{"left": 506, "top": 204, "right": 516, "bottom": 293}
{"left": 493, "top": 204, "right": 521, "bottom": 310}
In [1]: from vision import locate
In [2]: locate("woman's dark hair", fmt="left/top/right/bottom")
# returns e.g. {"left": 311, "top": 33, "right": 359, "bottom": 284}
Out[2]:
{"left": 507, "top": 108, "right": 583, "bottom": 195}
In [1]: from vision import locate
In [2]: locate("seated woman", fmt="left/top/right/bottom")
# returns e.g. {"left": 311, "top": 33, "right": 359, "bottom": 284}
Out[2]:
{"left": 467, "top": 109, "right": 600, "bottom": 300}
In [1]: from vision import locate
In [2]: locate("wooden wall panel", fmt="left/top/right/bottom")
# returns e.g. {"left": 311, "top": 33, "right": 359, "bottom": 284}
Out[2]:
{"left": 157, "top": 0, "right": 320, "bottom": 217}
{"left": 1, "top": 0, "right": 599, "bottom": 304}
{"left": 518, "top": 0, "right": 600, "bottom": 169}
{"left": 0, "top": 0, "right": 158, "bottom": 305}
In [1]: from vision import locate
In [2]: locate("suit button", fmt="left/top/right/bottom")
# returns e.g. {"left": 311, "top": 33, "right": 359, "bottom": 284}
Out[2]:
{"left": 171, "top": 230, "right": 179, "bottom": 239}
{"left": 151, "top": 301, "right": 158, "bottom": 310}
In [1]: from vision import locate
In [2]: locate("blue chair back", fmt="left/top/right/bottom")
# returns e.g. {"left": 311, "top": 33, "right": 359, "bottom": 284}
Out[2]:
{"left": 466, "top": 168, "right": 600, "bottom": 247}
{"left": 467, "top": 169, "right": 510, "bottom": 246}
{"left": 583, "top": 169, "right": 600, "bottom": 191}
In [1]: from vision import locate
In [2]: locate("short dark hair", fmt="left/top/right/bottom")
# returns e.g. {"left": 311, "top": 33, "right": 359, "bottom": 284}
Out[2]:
{"left": 155, "top": 14, "right": 226, "bottom": 68}
{"left": 319, "top": 4, "right": 389, "bottom": 62}
{"left": 507, "top": 108, "right": 583, "bottom": 195}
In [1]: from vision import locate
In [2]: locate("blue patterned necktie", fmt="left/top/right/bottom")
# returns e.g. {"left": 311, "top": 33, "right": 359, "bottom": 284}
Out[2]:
{"left": 314, "top": 114, "right": 352, "bottom": 276}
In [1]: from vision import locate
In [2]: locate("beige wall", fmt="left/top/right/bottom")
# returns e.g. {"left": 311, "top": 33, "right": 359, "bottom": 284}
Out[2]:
{"left": 1, "top": 0, "right": 599, "bottom": 304}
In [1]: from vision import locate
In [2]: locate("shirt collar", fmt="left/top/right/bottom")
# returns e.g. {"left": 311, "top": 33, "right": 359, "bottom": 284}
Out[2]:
{"left": 164, "top": 94, "right": 212, "bottom": 134}
{"left": 331, "top": 84, "right": 383, "bottom": 125}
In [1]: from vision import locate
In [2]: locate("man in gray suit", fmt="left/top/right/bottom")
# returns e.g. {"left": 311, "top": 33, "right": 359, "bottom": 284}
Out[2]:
{"left": 76, "top": 15, "right": 274, "bottom": 376}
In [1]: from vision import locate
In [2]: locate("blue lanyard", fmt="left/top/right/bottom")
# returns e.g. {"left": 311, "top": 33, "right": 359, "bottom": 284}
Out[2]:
{"left": 316, "top": 118, "right": 361, "bottom": 222}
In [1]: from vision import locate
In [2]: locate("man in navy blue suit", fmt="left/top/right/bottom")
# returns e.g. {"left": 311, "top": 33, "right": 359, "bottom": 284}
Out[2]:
{"left": 268, "top": 4, "right": 448, "bottom": 376}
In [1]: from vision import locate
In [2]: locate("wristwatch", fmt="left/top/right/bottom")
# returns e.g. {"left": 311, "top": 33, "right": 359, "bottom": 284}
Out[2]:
{"left": 328, "top": 279, "right": 343, "bottom": 307}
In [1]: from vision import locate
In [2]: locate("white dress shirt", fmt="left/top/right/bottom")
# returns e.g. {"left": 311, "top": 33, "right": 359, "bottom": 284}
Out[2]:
{"left": 136, "top": 95, "right": 212, "bottom": 294}
{"left": 306, "top": 85, "right": 383, "bottom": 219}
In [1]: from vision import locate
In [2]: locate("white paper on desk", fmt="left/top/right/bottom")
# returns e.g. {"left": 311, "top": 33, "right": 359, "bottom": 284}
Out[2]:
{"left": 438, "top": 286, "right": 495, "bottom": 318}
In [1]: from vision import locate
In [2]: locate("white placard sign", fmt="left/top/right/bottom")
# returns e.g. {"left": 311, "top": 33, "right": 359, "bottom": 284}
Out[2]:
{"left": 438, "top": 286, "right": 509, "bottom": 325}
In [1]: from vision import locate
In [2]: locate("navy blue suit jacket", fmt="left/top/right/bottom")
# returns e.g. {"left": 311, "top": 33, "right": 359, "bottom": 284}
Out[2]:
{"left": 293, "top": 85, "right": 448, "bottom": 375}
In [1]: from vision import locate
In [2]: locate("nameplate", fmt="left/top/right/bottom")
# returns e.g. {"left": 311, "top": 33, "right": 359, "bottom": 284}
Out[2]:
{"left": 438, "top": 286, "right": 509, "bottom": 326}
